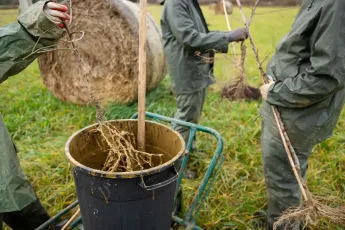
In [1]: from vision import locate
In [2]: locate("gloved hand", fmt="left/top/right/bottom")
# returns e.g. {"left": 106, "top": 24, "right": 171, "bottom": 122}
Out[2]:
{"left": 228, "top": 28, "right": 249, "bottom": 42}
{"left": 260, "top": 80, "right": 275, "bottom": 100}
{"left": 44, "top": 1, "right": 70, "bottom": 25}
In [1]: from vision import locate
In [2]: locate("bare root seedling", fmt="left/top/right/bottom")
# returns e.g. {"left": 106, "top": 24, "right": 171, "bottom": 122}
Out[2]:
{"left": 220, "top": 0, "right": 260, "bottom": 101}
{"left": 221, "top": 42, "right": 260, "bottom": 100}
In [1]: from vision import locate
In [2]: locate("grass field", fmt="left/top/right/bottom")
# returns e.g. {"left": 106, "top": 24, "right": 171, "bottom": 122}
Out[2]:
{"left": 1, "top": 5, "right": 345, "bottom": 230}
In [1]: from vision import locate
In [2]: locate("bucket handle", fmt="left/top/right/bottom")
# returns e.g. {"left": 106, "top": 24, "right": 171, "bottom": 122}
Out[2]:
{"left": 140, "top": 166, "right": 178, "bottom": 191}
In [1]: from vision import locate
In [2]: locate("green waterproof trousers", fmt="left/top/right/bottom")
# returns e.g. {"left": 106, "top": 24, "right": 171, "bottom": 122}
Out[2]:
{"left": 261, "top": 105, "right": 315, "bottom": 230}
{"left": 172, "top": 87, "right": 207, "bottom": 146}
{"left": 0, "top": 114, "right": 37, "bottom": 212}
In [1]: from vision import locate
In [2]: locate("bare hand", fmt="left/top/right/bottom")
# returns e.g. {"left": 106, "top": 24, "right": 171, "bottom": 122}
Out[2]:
{"left": 44, "top": 2, "right": 70, "bottom": 25}
{"left": 228, "top": 28, "right": 249, "bottom": 42}
{"left": 260, "top": 80, "right": 275, "bottom": 100}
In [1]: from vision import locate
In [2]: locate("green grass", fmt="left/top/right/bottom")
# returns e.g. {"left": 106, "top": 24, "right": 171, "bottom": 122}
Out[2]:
{"left": 1, "top": 5, "right": 345, "bottom": 230}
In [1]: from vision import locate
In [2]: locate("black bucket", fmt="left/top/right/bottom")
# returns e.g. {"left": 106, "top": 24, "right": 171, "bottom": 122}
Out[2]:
{"left": 65, "top": 120, "right": 185, "bottom": 230}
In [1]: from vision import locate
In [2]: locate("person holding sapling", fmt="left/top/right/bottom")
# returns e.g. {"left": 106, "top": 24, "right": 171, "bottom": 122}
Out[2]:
{"left": 258, "top": 0, "right": 345, "bottom": 229}
{"left": 160, "top": 0, "right": 248, "bottom": 180}
{"left": 0, "top": 1, "right": 69, "bottom": 229}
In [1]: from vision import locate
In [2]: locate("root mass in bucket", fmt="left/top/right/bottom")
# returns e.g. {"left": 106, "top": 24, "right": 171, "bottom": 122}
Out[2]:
{"left": 91, "top": 123, "right": 162, "bottom": 172}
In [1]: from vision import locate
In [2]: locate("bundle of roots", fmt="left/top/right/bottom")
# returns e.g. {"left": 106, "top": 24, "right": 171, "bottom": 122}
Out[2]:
{"left": 274, "top": 189, "right": 345, "bottom": 229}
{"left": 221, "top": 81, "right": 261, "bottom": 100}
{"left": 221, "top": 42, "right": 261, "bottom": 101}
{"left": 91, "top": 123, "right": 162, "bottom": 173}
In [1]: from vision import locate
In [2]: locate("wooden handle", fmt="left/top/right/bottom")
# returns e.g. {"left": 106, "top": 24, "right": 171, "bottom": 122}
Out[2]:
{"left": 222, "top": 0, "right": 236, "bottom": 56}
{"left": 61, "top": 208, "right": 80, "bottom": 230}
{"left": 137, "top": 0, "right": 147, "bottom": 151}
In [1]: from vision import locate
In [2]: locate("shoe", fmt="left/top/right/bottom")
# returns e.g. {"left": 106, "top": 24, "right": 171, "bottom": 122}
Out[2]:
{"left": 184, "top": 168, "right": 198, "bottom": 180}
{"left": 184, "top": 147, "right": 208, "bottom": 180}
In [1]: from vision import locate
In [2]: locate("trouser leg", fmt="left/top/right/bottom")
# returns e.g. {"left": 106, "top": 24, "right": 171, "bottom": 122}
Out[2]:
{"left": 261, "top": 118, "right": 314, "bottom": 230}
{"left": 3, "top": 199, "right": 50, "bottom": 230}
{"left": 173, "top": 87, "right": 207, "bottom": 149}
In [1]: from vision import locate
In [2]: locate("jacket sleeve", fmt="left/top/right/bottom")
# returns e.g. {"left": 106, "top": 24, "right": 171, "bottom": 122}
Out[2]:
{"left": 166, "top": 0, "right": 229, "bottom": 53}
{"left": 0, "top": 0, "right": 65, "bottom": 83}
{"left": 266, "top": 2, "right": 345, "bottom": 108}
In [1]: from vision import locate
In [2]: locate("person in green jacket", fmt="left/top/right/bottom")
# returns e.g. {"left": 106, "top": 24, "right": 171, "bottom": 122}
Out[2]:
{"left": 0, "top": 1, "right": 69, "bottom": 229}
{"left": 259, "top": 0, "right": 345, "bottom": 229}
{"left": 160, "top": 0, "right": 248, "bottom": 179}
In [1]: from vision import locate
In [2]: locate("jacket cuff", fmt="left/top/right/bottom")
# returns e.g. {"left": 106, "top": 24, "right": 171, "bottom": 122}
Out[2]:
{"left": 214, "top": 34, "right": 229, "bottom": 53}
{"left": 17, "top": 0, "right": 65, "bottom": 40}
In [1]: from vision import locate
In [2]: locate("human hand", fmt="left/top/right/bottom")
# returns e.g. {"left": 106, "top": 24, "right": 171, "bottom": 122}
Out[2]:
{"left": 44, "top": 1, "right": 70, "bottom": 26}
{"left": 228, "top": 28, "right": 249, "bottom": 42}
{"left": 260, "top": 80, "right": 275, "bottom": 100}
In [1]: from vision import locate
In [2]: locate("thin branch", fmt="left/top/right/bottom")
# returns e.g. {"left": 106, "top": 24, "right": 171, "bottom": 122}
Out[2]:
{"left": 255, "top": 8, "right": 297, "bottom": 16}
{"left": 222, "top": 0, "right": 236, "bottom": 57}
{"left": 235, "top": 0, "right": 266, "bottom": 82}
{"left": 248, "top": 0, "right": 260, "bottom": 27}
{"left": 260, "top": 53, "right": 270, "bottom": 66}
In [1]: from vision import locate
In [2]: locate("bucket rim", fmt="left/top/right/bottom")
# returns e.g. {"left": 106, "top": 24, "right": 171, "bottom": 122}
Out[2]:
{"left": 65, "top": 119, "right": 186, "bottom": 178}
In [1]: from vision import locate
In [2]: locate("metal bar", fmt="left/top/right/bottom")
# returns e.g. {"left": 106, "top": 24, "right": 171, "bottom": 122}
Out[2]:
{"left": 184, "top": 134, "right": 223, "bottom": 222}
{"left": 175, "top": 127, "right": 196, "bottom": 200}
{"left": 69, "top": 216, "right": 82, "bottom": 229}
{"left": 132, "top": 112, "right": 219, "bottom": 133}
{"left": 172, "top": 216, "right": 203, "bottom": 230}
{"left": 194, "top": 155, "right": 225, "bottom": 220}
{"left": 36, "top": 201, "right": 79, "bottom": 230}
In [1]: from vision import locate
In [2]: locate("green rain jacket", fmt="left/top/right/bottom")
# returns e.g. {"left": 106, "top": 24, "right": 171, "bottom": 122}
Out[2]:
{"left": 261, "top": 0, "right": 345, "bottom": 147}
{"left": 0, "top": 0, "right": 64, "bottom": 212}
{"left": 160, "top": 0, "right": 229, "bottom": 95}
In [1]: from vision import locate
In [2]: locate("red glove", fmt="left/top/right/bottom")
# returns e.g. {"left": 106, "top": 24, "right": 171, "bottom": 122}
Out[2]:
{"left": 44, "top": 1, "right": 70, "bottom": 28}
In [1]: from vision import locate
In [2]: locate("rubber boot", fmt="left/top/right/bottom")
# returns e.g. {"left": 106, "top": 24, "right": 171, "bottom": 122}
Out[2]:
{"left": 3, "top": 199, "right": 50, "bottom": 230}
{"left": 0, "top": 213, "right": 3, "bottom": 230}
